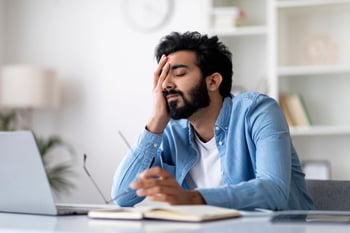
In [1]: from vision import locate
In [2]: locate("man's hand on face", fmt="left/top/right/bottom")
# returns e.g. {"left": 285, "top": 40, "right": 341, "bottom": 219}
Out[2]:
{"left": 130, "top": 167, "right": 206, "bottom": 205}
{"left": 146, "top": 55, "right": 171, "bottom": 134}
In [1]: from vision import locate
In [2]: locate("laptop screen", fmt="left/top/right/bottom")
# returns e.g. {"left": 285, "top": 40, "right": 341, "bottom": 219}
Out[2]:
{"left": 0, "top": 131, "right": 58, "bottom": 215}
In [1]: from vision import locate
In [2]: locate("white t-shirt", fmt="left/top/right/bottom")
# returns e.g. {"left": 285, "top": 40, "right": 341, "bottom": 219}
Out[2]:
{"left": 189, "top": 133, "right": 223, "bottom": 188}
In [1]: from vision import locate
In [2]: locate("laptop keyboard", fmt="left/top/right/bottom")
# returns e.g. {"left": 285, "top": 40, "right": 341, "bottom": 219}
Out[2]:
{"left": 56, "top": 204, "right": 113, "bottom": 215}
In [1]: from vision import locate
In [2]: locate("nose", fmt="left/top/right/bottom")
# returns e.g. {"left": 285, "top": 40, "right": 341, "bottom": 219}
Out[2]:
{"left": 161, "top": 74, "right": 175, "bottom": 91}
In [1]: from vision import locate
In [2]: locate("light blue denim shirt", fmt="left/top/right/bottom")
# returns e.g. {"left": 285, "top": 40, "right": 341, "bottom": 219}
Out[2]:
{"left": 112, "top": 92, "right": 314, "bottom": 210}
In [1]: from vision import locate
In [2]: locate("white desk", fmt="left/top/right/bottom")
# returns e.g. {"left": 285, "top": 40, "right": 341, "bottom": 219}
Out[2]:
{"left": 0, "top": 212, "right": 350, "bottom": 233}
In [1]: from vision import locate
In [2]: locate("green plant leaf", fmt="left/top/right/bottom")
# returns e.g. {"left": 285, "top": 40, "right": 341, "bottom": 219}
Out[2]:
{"left": 46, "top": 163, "right": 75, "bottom": 194}
{"left": 0, "top": 111, "right": 16, "bottom": 131}
{"left": 35, "top": 135, "right": 77, "bottom": 194}
{"left": 37, "top": 136, "right": 64, "bottom": 158}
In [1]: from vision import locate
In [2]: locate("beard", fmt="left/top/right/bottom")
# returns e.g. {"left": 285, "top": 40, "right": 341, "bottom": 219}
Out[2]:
{"left": 163, "top": 79, "right": 210, "bottom": 120}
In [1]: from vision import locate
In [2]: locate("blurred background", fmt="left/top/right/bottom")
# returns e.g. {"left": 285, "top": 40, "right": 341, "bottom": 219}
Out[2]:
{"left": 0, "top": 0, "right": 209, "bottom": 204}
{"left": 1, "top": 0, "right": 350, "bottom": 204}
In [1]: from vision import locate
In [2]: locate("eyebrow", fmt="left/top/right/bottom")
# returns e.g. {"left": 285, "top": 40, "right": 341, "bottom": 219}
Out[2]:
{"left": 170, "top": 64, "right": 189, "bottom": 71}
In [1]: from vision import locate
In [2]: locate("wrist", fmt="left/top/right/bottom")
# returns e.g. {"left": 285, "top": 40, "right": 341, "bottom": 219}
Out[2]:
{"left": 188, "top": 190, "right": 206, "bottom": 205}
{"left": 146, "top": 117, "right": 169, "bottom": 134}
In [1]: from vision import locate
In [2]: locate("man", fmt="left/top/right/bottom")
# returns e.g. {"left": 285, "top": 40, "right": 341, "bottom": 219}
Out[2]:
{"left": 112, "top": 31, "right": 314, "bottom": 210}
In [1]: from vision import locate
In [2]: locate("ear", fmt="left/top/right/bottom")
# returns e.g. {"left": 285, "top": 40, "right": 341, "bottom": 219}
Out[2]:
{"left": 206, "top": 73, "right": 223, "bottom": 92}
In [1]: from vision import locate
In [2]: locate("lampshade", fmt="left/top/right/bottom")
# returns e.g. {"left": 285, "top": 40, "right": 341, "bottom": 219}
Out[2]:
{"left": 0, "top": 65, "right": 60, "bottom": 109}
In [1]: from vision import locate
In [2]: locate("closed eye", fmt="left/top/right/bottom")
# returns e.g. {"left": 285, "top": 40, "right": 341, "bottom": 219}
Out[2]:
{"left": 175, "top": 72, "right": 186, "bottom": 77}
{"left": 171, "top": 64, "right": 189, "bottom": 77}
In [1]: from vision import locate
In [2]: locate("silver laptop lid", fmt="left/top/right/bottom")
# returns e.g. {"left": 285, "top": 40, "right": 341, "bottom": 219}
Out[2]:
{"left": 0, "top": 131, "right": 58, "bottom": 215}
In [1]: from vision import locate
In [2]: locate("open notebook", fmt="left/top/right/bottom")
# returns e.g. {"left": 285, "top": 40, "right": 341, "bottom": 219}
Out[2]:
{"left": 0, "top": 130, "right": 107, "bottom": 215}
{"left": 88, "top": 205, "right": 241, "bottom": 222}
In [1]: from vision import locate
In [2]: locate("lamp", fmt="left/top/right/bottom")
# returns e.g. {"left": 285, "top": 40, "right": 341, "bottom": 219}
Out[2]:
{"left": 0, "top": 65, "right": 60, "bottom": 129}
{"left": 0, "top": 65, "right": 59, "bottom": 109}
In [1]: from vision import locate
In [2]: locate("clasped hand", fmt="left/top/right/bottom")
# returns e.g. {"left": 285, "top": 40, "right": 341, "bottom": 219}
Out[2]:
{"left": 130, "top": 167, "right": 205, "bottom": 205}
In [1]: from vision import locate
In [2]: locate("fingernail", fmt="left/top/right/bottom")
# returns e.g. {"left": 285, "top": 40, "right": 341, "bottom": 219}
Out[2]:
{"left": 136, "top": 189, "right": 145, "bottom": 196}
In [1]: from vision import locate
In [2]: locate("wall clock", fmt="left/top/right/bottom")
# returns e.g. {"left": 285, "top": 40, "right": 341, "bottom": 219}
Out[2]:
{"left": 122, "top": 0, "right": 175, "bottom": 33}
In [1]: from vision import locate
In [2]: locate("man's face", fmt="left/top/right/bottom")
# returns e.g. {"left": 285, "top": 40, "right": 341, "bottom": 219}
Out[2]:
{"left": 162, "top": 51, "right": 210, "bottom": 119}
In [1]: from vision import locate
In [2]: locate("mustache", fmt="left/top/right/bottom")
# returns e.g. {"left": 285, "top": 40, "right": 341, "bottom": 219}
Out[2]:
{"left": 162, "top": 89, "right": 183, "bottom": 97}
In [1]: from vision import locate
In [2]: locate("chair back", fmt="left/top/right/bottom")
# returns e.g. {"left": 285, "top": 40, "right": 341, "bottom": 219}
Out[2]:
{"left": 306, "top": 179, "right": 350, "bottom": 211}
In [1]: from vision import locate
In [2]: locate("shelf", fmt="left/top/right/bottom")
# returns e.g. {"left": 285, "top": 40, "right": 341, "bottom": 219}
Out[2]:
{"left": 290, "top": 125, "right": 350, "bottom": 136}
{"left": 278, "top": 65, "right": 350, "bottom": 76}
{"left": 277, "top": 0, "right": 350, "bottom": 8}
{"left": 211, "top": 26, "right": 267, "bottom": 37}
{"left": 208, "top": 0, "right": 350, "bottom": 179}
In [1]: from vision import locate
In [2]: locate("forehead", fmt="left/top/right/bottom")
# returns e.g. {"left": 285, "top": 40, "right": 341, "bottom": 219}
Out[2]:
{"left": 167, "top": 50, "right": 197, "bottom": 66}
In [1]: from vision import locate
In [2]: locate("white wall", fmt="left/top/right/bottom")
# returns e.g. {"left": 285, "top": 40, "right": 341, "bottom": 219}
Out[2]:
{"left": 0, "top": 0, "right": 3, "bottom": 64}
{"left": 2, "top": 0, "right": 208, "bottom": 204}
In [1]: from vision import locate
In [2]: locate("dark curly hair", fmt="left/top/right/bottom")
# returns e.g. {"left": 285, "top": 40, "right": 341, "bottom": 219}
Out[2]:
{"left": 154, "top": 31, "right": 233, "bottom": 97}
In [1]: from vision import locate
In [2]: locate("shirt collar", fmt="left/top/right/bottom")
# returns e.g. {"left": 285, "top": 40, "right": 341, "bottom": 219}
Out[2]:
{"left": 215, "top": 96, "right": 233, "bottom": 132}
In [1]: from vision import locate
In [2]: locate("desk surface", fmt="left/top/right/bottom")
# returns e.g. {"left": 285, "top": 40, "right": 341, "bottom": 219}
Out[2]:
{"left": 0, "top": 211, "right": 350, "bottom": 233}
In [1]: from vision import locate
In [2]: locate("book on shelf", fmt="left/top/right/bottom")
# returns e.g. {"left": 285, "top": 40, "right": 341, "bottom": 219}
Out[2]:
{"left": 279, "top": 93, "right": 312, "bottom": 127}
{"left": 88, "top": 204, "right": 241, "bottom": 222}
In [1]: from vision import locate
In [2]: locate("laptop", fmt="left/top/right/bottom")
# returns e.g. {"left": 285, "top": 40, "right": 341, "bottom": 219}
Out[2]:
{"left": 0, "top": 130, "right": 108, "bottom": 215}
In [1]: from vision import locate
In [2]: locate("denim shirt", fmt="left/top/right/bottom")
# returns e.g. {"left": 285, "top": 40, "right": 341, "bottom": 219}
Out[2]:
{"left": 112, "top": 92, "right": 314, "bottom": 210}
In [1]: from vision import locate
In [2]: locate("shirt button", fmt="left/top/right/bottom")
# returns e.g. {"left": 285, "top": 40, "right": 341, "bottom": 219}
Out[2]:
{"left": 153, "top": 143, "right": 158, "bottom": 148}
{"left": 221, "top": 171, "right": 224, "bottom": 176}
{"left": 215, "top": 126, "right": 220, "bottom": 131}
{"left": 219, "top": 141, "right": 223, "bottom": 145}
